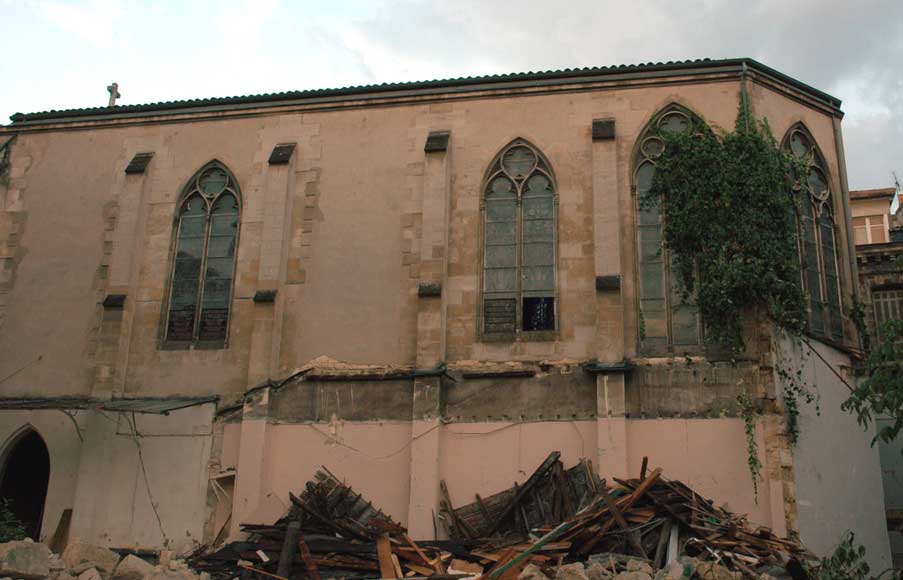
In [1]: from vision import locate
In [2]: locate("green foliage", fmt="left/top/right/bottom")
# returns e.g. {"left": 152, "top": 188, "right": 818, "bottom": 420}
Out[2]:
{"left": 775, "top": 334, "right": 819, "bottom": 446}
{"left": 843, "top": 319, "right": 903, "bottom": 452}
{"left": 0, "top": 498, "right": 27, "bottom": 543}
{"left": 736, "top": 389, "right": 761, "bottom": 501}
{"left": 850, "top": 297, "right": 870, "bottom": 351}
{"left": 640, "top": 98, "right": 808, "bottom": 351}
{"left": 808, "top": 531, "right": 901, "bottom": 580}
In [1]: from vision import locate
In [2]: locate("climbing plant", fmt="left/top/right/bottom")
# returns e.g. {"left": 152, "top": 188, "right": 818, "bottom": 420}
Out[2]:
{"left": 641, "top": 97, "right": 808, "bottom": 352}
{"left": 0, "top": 499, "right": 26, "bottom": 542}
{"left": 736, "top": 389, "right": 761, "bottom": 501}
{"left": 843, "top": 319, "right": 903, "bottom": 453}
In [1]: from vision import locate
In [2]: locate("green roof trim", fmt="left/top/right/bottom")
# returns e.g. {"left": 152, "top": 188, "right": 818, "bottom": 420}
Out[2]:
{"left": 7, "top": 58, "right": 841, "bottom": 125}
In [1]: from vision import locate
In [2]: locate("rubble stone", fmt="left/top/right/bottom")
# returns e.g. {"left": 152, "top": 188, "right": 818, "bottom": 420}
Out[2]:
{"left": 694, "top": 562, "right": 740, "bottom": 580}
{"left": 557, "top": 563, "right": 588, "bottom": 580}
{"left": 613, "top": 572, "right": 651, "bottom": 580}
{"left": 63, "top": 543, "right": 121, "bottom": 580}
{"left": 626, "top": 560, "right": 653, "bottom": 575}
{"left": 49, "top": 556, "right": 66, "bottom": 571}
{"left": 0, "top": 539, "right": 53, "bottom": 579}
{"left": 586, "top": 562, "right": 613, "bottom": 580}
{"left": 519, "top": 563, "right": 550, "bottom": 580}
{"left": 145, "top": 570, "right": 190, "bottom": 580}
{"left": 77, "top": 568, "right": 102, "bottom": 580}
{"left": 653, "top": 560, "right": 691, "bottom": 580}
{"left": 112, "top": 556, "right": 155, "bottom": 580}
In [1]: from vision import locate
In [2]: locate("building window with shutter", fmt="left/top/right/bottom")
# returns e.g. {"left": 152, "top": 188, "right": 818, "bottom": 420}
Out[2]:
{"left": 853, "top": 215, "right": 888, "bottom": 245}
{"left": 634, "top": 104, "right": 704, "bottom": 354}
{"left": 873, "top": 288, "right": 903, "bottom": 339}
{"left": 480, "top": 139, "right": 557, "bottom": 340}
{"left": 161, "top": 161, "right": 241, "bottom": 349}
{"left": 782, "top": 124, "right": 844, "bottom": 343}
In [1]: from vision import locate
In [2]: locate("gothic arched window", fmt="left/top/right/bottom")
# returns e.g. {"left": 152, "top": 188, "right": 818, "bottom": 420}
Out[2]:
{"left": 783, "top": 124, "right": 843, "bottom": 342}
{"left": 634, "top": 105, "right": 704, "bottom": 352}
{"left": 481, "top": 139, "right": 557, "bottom": 338}
{"left": 163, "top": 161, "right": 241, "bottom": 347}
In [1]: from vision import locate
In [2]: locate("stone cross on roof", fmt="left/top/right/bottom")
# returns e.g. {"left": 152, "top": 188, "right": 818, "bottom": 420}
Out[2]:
{"left": 107, "top": 82, "right": 121, "bottom": 107}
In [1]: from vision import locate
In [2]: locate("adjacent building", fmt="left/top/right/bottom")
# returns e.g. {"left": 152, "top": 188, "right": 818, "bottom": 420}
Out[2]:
{"left": 0, "top": 58, "right": 892, "bottom": 570}
{"left": 851, "top": 185, "right": 903, "bottom": 568}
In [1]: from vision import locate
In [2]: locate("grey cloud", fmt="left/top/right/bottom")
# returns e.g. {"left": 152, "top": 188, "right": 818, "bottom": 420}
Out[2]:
{"left": 337, "top": 0, "right": 902, "bottom": 188}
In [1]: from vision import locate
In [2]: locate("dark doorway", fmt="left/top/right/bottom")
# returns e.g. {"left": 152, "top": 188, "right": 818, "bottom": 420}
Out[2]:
{"left": 0, "top": 430, "right": 50, "bottom": 539}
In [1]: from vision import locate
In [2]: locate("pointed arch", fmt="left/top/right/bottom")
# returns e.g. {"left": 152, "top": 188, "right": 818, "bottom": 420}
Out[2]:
{"left": 480, "top": 138, "right": 558, "bottom": 337}
{"left": 0, "top": 426, "right": 49, "bottom": 539}
{"left": 162, "top": 161, "right": 242, "bottom": 347}
{"left": 633, "top": 104, "right": 707, "bottom": 353}
{"left": 781, "top": 123, "right": 843, "bottom": 341}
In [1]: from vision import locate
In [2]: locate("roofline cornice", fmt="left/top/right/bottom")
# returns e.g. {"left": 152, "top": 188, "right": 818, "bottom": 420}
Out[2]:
{"left": 1, "top": 58, "right": 842, "bottom": 132}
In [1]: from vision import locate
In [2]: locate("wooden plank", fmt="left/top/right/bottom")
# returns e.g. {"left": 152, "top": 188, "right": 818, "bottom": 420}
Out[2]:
{"left": 597, "top": 484, "right": 649, "bottom": 560}
{"left": 577, "top": 469, "right": 662, "bottom": 555}
{"left": 640, "top": 457, "right": 649, "bottom": 480}
{"left": 297, "top": 533, "right": 321, "bottom": 580}
{"left": 238, "top": 564, "right": 290, "bottom": 580}
{"left": 403, "top": 534, "right": 444, "bottom": 574}
{"left": 276, "top": 521, "right": 301, "bottom": 578}
{"left": 377, "top": 533, "right": 398, "bottom": 579}
{"left": 486, "top": 452, "right": 561, "bottom": 536}
{"left": 653, "top": 520, "right": 671, "bottom": 569}
{"left": 489, "top": 519, "right": 577, "bottom": 580}
{"left": 392, "top": 554, "right": 404, "bottom": 578}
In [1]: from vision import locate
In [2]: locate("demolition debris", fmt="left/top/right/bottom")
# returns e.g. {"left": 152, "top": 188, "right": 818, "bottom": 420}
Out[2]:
{"left": 189, "top": 452, "right": 814, "bottom": 580}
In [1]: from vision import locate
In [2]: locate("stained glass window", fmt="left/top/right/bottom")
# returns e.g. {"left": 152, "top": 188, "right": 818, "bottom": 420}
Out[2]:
{"left": 634, "top": 105, "right": 702, "bottom": 352}
{"left": 164, "top": 162, "right": 241, "bottom": 346}
{"left": 783, "top": 124, "right": 844, "bottom": 343}
{"left": 482, "top": 140, "right": 557, "bottom": 336}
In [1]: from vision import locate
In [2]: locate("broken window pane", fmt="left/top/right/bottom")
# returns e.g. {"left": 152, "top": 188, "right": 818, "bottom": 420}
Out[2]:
{"left": 482, "top": 141, "right": 557, "bottom": 336}
{"left": 523, "top": 297, "right": 554, "bottom": 331}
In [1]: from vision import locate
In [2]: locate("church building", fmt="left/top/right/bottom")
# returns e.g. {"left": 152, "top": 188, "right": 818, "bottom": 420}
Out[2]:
{"left": 0, "top": 58, "right": 892, "bottom": 569}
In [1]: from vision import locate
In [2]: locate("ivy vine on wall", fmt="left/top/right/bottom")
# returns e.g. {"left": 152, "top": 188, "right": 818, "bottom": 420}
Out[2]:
{"left": 640, "top": 95, "right": 813, "bottom": 487}
{"left": 640, "top": 97, "right": 808, "bottom": 352}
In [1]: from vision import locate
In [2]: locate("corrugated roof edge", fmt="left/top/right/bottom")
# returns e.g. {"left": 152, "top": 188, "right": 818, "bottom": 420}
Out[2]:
{"left": 7, "top": 57, "right": 841, "bottom": 124}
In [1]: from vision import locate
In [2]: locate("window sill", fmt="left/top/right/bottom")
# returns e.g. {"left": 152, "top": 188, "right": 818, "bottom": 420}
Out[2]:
{"left": 159, "top": 340, "right": 227, "bottom": 351}
{"left": 480, "top": 330, "right": 559, "bottom": 343}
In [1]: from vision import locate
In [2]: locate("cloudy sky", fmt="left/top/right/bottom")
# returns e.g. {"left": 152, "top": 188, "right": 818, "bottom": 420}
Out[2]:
{"left": 0, "top": 0, "right": 900, "bottom": 190}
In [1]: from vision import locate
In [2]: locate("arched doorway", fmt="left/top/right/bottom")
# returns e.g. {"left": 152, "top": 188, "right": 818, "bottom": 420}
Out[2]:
{"left": 0, "top": 430, "right": 50, "bottom": 539}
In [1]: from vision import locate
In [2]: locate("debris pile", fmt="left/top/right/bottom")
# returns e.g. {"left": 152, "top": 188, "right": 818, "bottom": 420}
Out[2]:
{"left": 189, "top": 454, "right": 814, "bottom": 580}
{"left": 0, "top": 539, "right": 205, "bottom": 580}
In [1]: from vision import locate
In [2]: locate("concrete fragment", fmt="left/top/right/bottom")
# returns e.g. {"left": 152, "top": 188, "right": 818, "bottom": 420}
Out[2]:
{"left": 520, "top": 563, "right": 550, "bottom": 580}
{"left": 112, "top": 556, "right": 154, "bottom": 580}
{"left": 55, "top": 573, "right": 77, "bottom": 580}
{"left": 626, "top": 561, "right": 653, "bottom": 575}
{"left": 694, "top": 562, "right": 740, "bottom": 580}
{"left": 63, "top": 542, "right": 121, "bottom": 580}
{"left": 0, "top": 539, "right": 53, "bottom": 579}
{"left": 557, "top": 563, "right": 588, "bottom": 580}
{"left": 450, "top": 560, "right": 483, "bottom": 575}
{"left": 144, "top": 570, "right": 189, "bottom": 580}
{"left": 77, "top": 568, "right": 101, "bottom": 580}
{"left": 49, "top": 556, "right": 66, "bottom": 571}
{"left": 586, "top": 563, "right": 613, "bottom": 580}
{"left": 652, "top": 560, "right": 690, "bottom": 580}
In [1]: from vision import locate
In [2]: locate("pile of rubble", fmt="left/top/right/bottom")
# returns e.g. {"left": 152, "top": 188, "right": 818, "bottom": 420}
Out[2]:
{"left": 0, "top": 539, "right": 204, "bottom": 580}
{"left": 189, "top": 453, "right": 813, "bottom": 580}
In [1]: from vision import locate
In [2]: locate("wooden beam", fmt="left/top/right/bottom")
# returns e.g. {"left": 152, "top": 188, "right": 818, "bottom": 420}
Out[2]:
{"left": 597, "top": 484, "right": 649, "bottom": 560}
{"left": 377, "top": 533, "right": 399, "bottom": 579}
{"left": 276, "top": 521, "right": 301, "bottom": 578}
{"left": 297, "top": 533, "right": 321, "bottom": 580}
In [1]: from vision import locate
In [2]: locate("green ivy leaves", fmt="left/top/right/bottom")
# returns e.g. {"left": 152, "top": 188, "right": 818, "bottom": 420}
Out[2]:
{"left": 639, "top": 98, "right": 808, "bottom": 351}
